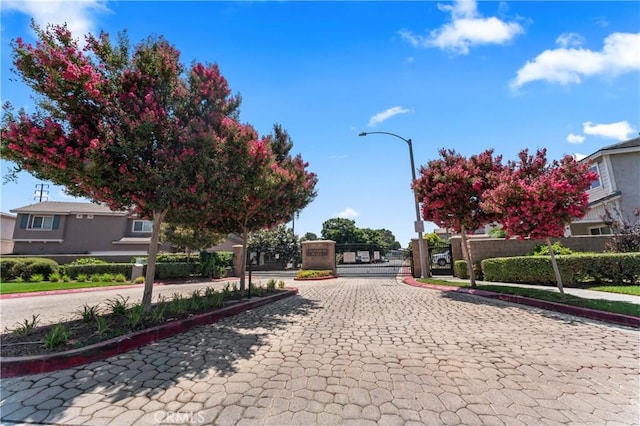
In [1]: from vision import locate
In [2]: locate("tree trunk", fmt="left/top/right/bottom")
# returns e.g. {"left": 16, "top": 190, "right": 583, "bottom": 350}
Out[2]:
{"left": 142, "top": 209, "right": 168, "bottom": 313}
{"left": 460, "top": 226, "right": 477, "bottom": 287}
{"left": 239, "top": 224, "right": 249, "bottom": 290}
{"left": 547, "top": 237, "right": 565, "bottom": 296}
{"left": 185, "top": 246, "right": 191, "bottom": 263}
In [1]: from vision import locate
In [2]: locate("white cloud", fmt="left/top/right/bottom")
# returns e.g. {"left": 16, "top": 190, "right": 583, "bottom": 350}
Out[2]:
{"left": 368, "top": 106, "right": 411, "bottom": 127}
{"left": 566, "top": 133, "right": 585, "bottom": 144}
{"left": 556, "top": 32, "right": 584, "bottom": 49}
{"left": 510, "top": 32, "right": 640, "bottom": 89}
{"left": 583, "top": 120, "right": 636, "bottom": 141}
{"left": 399, "top": 0, "right": 524, "bottom": 54}
{"left": 2, "top": 0, "right": 109, "bottom": 38}
{"left": 337, "top": 207, "right": 359, "bottom": 219}
{"left": 574, "top": 153, "right": 587, "bottom": 161}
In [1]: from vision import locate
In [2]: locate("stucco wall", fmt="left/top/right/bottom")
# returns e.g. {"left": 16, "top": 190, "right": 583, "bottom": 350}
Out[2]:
{"left": 12, "top": 214, "right": 153, "bottom": 255}
{"left": 610, "top": 152, "right": 640, "bottom": 219}
{"left": 1, "top": 213, "right": 15, "bottom": 254}
{"left": 450, "top": 235, "right": 612, "bottom": 265}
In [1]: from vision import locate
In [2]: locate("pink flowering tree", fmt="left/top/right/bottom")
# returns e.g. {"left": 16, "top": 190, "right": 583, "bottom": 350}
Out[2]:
{"left": 483, "top": 149, "right": 597, "bottom": 294}
{"left": 187, "top": 121, "right": 317, "bottom": 289}
{"left": 1, "top": 23, "right": 243, "bottom": 311}
{"left": 412, "top": 149, "right": 503, "bottom": 286}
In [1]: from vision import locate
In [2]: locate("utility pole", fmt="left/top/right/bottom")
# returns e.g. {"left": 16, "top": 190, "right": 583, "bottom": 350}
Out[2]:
{"left": 34, "top": 184, "right": 49, "bottom": 202}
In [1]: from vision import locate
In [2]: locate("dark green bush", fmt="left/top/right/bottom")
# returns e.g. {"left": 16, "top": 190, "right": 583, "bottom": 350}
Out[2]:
{"left": 200, "top": 251, "right": 233, "bottom": 278}
{"left": 1, "top": 258, "right": 22, "bottom": 281}
{"left": 453, "top": 260, "right": 483, "bottom": 280}
{"left": 154, "top": 263, "right": 195, "bottom": 280}
{"left": 482, "top": 253, "right": 640, "bottom": 286}
{"left": 1, "top": 258, "right": 59, "bottom": 280}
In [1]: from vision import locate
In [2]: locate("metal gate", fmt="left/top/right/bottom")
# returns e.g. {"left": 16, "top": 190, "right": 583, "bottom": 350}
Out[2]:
{"left": 335, "top": 244, "right": 411, "bottom": 276}
{"left": 429, "top": 241, "right": 453, "bottom": 276}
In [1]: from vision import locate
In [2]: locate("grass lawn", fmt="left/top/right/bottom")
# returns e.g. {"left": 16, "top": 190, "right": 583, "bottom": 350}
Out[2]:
{"left": 0, "top": 280, "right": 139, "bottom": 295}
{"left": 416, "top": 279, "right": 640, "bottom": 318}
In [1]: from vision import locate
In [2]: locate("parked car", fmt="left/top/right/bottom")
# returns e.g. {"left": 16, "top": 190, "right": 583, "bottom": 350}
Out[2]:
{"left": 431, "top": 251, "right": 451, "bottom": 266}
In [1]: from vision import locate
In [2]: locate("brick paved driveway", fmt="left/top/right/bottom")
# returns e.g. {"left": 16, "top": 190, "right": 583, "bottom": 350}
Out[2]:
{"left": 1, "top": 277, "right": 638, "bottom": 425}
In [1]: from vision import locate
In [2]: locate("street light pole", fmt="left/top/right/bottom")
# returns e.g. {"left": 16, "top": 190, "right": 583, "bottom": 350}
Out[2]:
{"left": 359, "top": 131, "right": 429, "bottom": 279}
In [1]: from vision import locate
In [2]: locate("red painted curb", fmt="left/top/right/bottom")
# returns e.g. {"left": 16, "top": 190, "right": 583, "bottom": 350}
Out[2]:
{"left": 403, "top": 277, "right": 640, "bottom": 329}
{"left": 0, "top": 289, "right": 298, "bottom": 378}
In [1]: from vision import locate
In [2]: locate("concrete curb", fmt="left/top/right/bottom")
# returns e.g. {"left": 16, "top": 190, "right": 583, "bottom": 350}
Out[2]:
{"left": 0, "top": 289, "right": 298, "bottom": 378}
{"left": 403, "top": 277, "right": 640, "bottom": 329}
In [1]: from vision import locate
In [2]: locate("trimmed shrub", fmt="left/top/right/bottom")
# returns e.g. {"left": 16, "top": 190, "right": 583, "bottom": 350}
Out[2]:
{"left": 64, "top": 263, "right": 132, "bottom": 279}
{"left": 481, "top": 253, "right": 640, "bottom": 286}
{"left": 1, "top": 258, "right": 22, "bottom": 281}
{"left": 154, "top": 262, "right": 194, "bottom": 280}
{"left": 454, "top": 260, "right": 483, "bottom": 280}
{"left": 6, "top": 258, "right": 59, "bottom": 281}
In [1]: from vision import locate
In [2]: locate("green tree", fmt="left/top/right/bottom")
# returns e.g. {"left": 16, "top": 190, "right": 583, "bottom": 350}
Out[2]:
{"left": 248, "top": 224, "right": 299, "bottom": 267}
{"left": 301, "top": 232, "right": 318, "bottom": 241}
{"left": 321, "top": 218, "right": 365, "bottom": 245}
{"left": 161, "top": 223, "right": 225, "bottom": 261}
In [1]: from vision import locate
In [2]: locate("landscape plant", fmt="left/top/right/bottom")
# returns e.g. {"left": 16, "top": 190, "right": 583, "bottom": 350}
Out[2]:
{"left": 483, "top": 149, "right": 597, "bottom": 294}
{"left": 43, "top": 325, "right": 69, "bottom": 349}
{"left": 10, "top": 315, "right": 40, "bottom": 337}
{"left": 602, "top": 206, "right": 640, "bottom": 253}
{"left": 413, "top": 149, "right": 503, "bottom": 285}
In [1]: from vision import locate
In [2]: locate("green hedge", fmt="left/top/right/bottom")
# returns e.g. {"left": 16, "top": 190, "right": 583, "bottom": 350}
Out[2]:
{"left": 64, "top": 262, "right": 198, "bottom": 280}
{"left": 481, "top": 253, "right": 640, "bottom": 286}
{"left": 64, "top": 263, "right": 132, "bottom": 279}
{"left": 154, "top": 262, "right": 196, "bottom": 280}
{"left": 0, "top": 258, "right": 59, "bottom": 281}
{"left": 454, "top": 260, "right": 483, "bottom": 280}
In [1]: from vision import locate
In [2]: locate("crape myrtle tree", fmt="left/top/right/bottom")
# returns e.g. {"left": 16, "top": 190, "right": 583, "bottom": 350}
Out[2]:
{"left": 413, "top": 149, "right": 503, "bottom": 286}
{"left": 483, "top": 149, "right": 597, "bottom": 294}
{"left": 1, "top": 23, "right": 244, "bottom": 311}
{"left": 193, "top": 120, "right": 317, "bottom": 289}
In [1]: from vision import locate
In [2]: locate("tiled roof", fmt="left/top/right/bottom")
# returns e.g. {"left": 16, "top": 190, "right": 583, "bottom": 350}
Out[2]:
{"left": 10, "top": 201, "right": 128, "bottom": 216}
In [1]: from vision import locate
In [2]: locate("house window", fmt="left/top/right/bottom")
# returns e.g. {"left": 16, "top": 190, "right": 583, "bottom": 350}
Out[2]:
{"left": 589, "top": 164, "right": 601, "bottom": 190}
{"left": 132, "top": 220, "right": 153, "bottom": 233}
{"left": 589, "top": 226, "right": 612, "bottom": 235}
{"left": 29, "top": 215, "right": 54, "bottom": 230}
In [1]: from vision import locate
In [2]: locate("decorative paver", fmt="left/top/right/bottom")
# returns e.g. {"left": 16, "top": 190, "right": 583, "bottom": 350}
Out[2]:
{"left": 1, "top": 277, "right": 638, "bottom": 425}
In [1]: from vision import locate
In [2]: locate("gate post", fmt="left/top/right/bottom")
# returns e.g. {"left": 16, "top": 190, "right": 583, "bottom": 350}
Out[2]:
{"left": 232, "top": 244, "right": 244, "bottom": 277}
{"left": 301, "top": 240, "right": 336, "bottom": 275}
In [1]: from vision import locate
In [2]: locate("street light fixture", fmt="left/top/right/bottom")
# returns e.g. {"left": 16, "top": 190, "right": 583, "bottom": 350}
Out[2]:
{"left": 359, "top": 131, "right": 429, "bottom": 279}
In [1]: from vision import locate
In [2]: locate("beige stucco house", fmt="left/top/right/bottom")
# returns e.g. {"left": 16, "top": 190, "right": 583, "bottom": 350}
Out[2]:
{"left": 569, "top": 137, "right": 640, "bottom": 235}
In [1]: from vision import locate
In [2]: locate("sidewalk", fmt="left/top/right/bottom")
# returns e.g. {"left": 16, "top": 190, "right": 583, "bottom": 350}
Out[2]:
{"left": 444, "top": 276, "right": 640, "bottom": 305}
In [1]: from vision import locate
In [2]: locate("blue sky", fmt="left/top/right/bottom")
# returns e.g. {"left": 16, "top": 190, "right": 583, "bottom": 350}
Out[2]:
{"left": 1, "top": 1, "right": 639, "bottom": 246}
